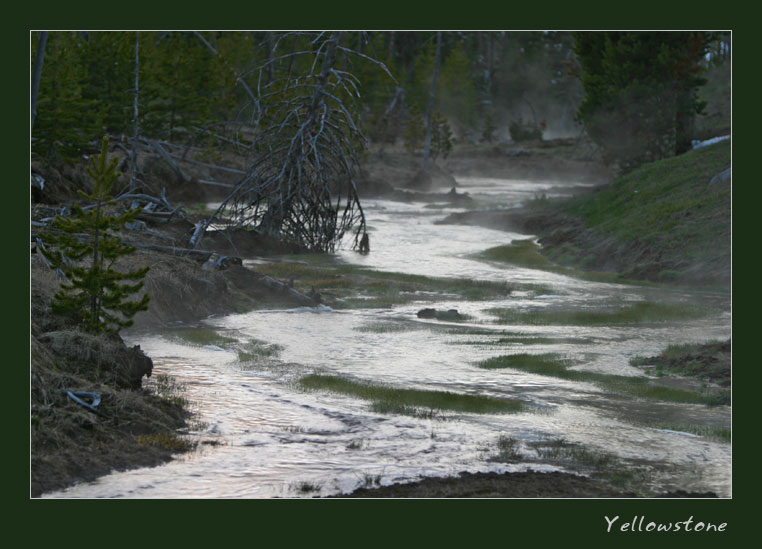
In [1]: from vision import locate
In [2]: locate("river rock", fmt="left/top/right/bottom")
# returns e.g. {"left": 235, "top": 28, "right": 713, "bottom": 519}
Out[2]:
{"left": 416, "top": 308, "right": 466, "bottom": 321}
{"left": 417, "top": 308, "right": 437, "bottom": 318}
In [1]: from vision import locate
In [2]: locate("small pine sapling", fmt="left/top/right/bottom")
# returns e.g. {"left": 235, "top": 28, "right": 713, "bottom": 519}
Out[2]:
{"left": 40, "top": 136, "right": 150, "bottom": 334}
{"left": 432, "top": 112, "right": 453, "bottom": 160}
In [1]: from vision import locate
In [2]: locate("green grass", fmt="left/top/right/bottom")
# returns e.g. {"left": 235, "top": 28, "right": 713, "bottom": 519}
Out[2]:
{"left": 477, "top": 353, "right": 724, "bottom": 405}
{"left": 528, "top": 438, "right": 648, "bottom": 492}
{"left": 452, "top": 335, "right": 587, "bottom": 346}
{"left": 487, "top": 301, "right": 708, "bottom": 326}
{"left": 629, "top": 339, "right": 731, "bottom": 387}
{"left": 489, "top": 435, "right": 648, "bottom": 493}
{"left": 236, "top": 339, "right": 283, "bottom": 363}
{"left": 491, "top": 435, "right": 522, "bottom": 462}
{"left": 646, "top": 423, "right": 731, "bottom": 443}
{"left": 167, "top": 329, "right": 284, "bottom": 366}
{"left": 253, "top": 259, "right": 553, "bottom": 310}
{"left": 476, "top": 239, "right": 636, "bottom": 284}
{"left": 558, "top": 140, "right": 730, "bottom": 286}
{"left": 296, "top": 374, "right": 525, "bottom": 416}
{"left": 354, "top": 322, "right": 434, "bottom": 334}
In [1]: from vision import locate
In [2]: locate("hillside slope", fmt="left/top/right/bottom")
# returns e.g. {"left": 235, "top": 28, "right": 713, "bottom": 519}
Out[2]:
{"left": 546, "top": 139, "right": 731, "bottom": 286}
{"left": 442, "top": 139, "right": 731, "bottom": 289}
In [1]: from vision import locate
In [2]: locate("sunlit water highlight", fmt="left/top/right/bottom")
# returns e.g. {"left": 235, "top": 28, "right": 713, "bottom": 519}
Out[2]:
{"left": 45, "top": 176, "right": 731, "bottom": 499}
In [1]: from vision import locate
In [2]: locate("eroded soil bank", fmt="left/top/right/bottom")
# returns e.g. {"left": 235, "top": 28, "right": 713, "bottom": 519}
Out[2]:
{"left": 438, "top": 140, "right": 731, "bottom": 289}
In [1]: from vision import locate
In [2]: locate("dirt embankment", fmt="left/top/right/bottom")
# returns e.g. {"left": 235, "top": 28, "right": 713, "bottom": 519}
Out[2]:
{"left": 30, "top": 224, "right": 313, "bottom": 497}
{"left": 31, "top": 252, "right": 190, "bottom": 496}
{"left": 438, "top": 141, "right": 731, "bottom": 289}
{"left": 30, "top": 156, "right": 317, "bottom": 497}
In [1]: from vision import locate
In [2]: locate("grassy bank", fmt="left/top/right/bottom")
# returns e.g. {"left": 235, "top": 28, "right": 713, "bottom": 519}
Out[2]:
{"left": 630, "top": 339, "right": 731, "bottom": 387}
{"left": 546, "top": 140, "right": 731, "bottom": 287}
{"left": 477, "top": 353, "right": 729, "bottom": 406}
{"left": 442, "top": 139, "right": 730, "bottom": 289}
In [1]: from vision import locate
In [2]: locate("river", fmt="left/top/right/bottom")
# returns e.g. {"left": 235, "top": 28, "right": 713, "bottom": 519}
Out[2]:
{"left": 44, "top": 176, "right": 731, "bottom": 498}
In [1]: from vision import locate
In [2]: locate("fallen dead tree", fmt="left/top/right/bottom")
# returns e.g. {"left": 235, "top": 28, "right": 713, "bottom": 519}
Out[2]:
{"left": 192, "top": 32, "right": 394, "bottom": 253}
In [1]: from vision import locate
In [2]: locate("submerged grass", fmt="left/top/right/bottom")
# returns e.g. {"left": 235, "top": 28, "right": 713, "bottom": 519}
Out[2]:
{"left": 236, "top": 339, "right": 283, "bottom": 363}
{"left": 297, "top": 374, "right": 524, "bottom": 416}
{"left": 476, "top": 239, "right": 636, "bottom": 284}
{"left": 529, "top": 438, "right": 647, "bottom": 492}
{"left": 354, "top": 321, "right": 434, "bottom": 334}
{"left": 478, "top": 353, "right": 724, "bottom": 405}
{"left": 489, "top": 435, "right": 648, "bottom": 493}
{"left": 646, "top": 422, "right": 731, "bottom": 443}
{"left": 488, "top": 301, "right": 708, "bottom": 326}
{"left": 452, "top": 335, "right": 587, "bottom": 346}
{"left": 253, "top": 258, "right": 553, "bottom": 310}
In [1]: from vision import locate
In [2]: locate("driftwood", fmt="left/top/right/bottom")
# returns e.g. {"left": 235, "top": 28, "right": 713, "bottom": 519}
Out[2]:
{"left": 255, "top": 274, "right": 319, "bottom": 306}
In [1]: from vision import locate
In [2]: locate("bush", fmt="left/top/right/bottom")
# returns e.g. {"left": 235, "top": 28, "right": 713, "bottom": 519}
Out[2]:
{"left": 509, "top": 118, "right": 543, "bottom": 142}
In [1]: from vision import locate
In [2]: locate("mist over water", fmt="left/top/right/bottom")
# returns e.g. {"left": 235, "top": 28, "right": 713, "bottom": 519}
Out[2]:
{"left": 44, "top": 176, "right": 731, "bottom": 499}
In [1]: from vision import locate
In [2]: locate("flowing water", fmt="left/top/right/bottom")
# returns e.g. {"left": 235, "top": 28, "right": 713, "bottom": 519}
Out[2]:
{"left": 45, "top": 176, "right": 731, "bottom": 499}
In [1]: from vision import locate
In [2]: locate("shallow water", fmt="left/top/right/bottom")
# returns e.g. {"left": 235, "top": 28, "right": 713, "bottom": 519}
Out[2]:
{"left": 45, "top": 176, "right": 731, "bottom": 499}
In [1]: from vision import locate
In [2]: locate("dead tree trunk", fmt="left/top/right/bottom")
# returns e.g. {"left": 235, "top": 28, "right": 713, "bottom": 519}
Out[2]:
{"left": 422, "top": 32, "right": 442, "bottom": 173}
{"left": 130, "top": 32, "right": 140, "bottom": 193}
{"left": 194, "top": 31, "right": 394, "bottom": 253}
{"left": 31, "top": 31, "right": 48, "bottom": 134}
{"left": 147, "top": 139, "right": 190, "bottom": 183}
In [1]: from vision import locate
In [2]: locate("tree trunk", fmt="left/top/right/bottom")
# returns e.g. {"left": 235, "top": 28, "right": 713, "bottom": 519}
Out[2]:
{"left": 130, "top": 32, "right": 140, "bottom": 193}
{"left": 674, "top": 89, "right": 695, "bottom": 155}
{"left": 422, "top": 32, "right": 442, "bottom": 172}
{"left": 30, "top": 31, "right": 48, "bottom": 134}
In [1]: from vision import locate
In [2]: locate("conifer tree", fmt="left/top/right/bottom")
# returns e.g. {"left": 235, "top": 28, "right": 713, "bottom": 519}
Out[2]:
{"left": 431, "top": 112, "right": 453, "bottom": 160}
{"left": 404, "top": 104, "right": 426, "bottom": 153}
{"left": 32, "top": 32, "right": 103, "bottom": 163}
{"left": 573, "top": 31, "right": 709, "bottom": 171}
{"left": 40, "top": 136, "right": 150, "bottom": 334}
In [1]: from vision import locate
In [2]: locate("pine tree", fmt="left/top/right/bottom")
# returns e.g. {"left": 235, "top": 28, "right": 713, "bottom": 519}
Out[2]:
{"left": 40, "top": 136, "right": 150, "bottom": 334}
{"left": 32, "top": 32, "right": 104, "bottom": 163}
{"left": 404, "top": 104, "right": 425, "bottom": 153}
{"left": 573, "top": 31, "right": 709, "bottom": 171}
{"left": 431, "top": 112, "right": 453, "bottom": 160}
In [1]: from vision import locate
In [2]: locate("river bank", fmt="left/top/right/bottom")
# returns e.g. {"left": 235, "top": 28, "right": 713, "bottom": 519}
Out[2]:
{"left": 438, "top": 139, "right": 731, "bottom": 290}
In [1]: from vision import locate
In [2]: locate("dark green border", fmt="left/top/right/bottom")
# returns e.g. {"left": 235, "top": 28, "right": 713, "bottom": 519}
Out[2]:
{"left": 16, "top": 3, "right": 751, "bottom": 544}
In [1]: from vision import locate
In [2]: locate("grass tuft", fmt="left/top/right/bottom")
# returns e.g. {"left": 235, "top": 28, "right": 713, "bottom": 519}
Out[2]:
{"left": 488, "top": 301, "right": 708, "bottom": 326}
{"left": 297, "top": 374, "right": 524, "bottom": 416}
{"left": 478, "top": 353, "right": 725, "bottom": 405}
